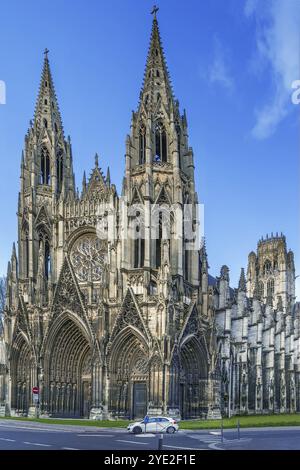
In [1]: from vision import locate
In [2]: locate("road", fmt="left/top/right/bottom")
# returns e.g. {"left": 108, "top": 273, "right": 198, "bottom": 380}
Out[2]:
{"left": 0, "top": 419, "right": 300, "bottom": 450}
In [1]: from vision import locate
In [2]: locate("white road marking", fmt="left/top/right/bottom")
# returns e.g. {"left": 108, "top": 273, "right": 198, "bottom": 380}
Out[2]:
{"left": 117, "top": 439, "right": 148, "bottom": 445}
{"left": 135, "top": 434, "right": 156, "bottom": 438}
{"left": 0, "top": 438, "right": 16, "bottom": 442}
{"left": 209, "top": 442, "right": 224, "bottom": 450}
{"left": 0, "top": 423, "right": 71, "bottom": 433}
{"left": 77, "top": 434, "right": 114, "bottom": 437}
{"left": 23, "top": 441, "right": 52, "bottom": 447}
{"left": 163, "top": 444, "right": 205, "bottom": 450}
{"left": 61, "top": 447, "right": 79, "bottom": 450}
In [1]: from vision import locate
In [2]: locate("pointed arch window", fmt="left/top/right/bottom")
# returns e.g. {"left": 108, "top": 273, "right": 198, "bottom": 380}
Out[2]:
{"left": 56, "top": 148, "right": 64, "bottom": 193}
{"left": 25, "top": 230, "right": 29, "bottom": 278}
{"left": 45, "top": 239, "right": 51, "bottom": 280}
{"left": 263, "top": 260, "right": 272, "bottom": 275}
{"left": 267, "top": 278, "right": 274, "bottom": 298}
{"left": 38, "top": 229, "right": 51, "bottom": 280}
{"left": 155, "top": 122, "right": 167, "bottom": 163}
{"left": 156, "top": 212, "right": 163, "bottom": 268}
{"left": 43, "top": 118, "right": 48, "bottom": 128}
{"left": 40, "top": 146, "right": 50, "bottom": 185}
{"left": 176, "top": 123, "right": 181, "bottom": 169}
{"left": 139, "top": 125, "right": 146, "bottom": 165}
{"left": 184, "top": 249, "right": 189, "bottom": 281}
{"left": 134, "top": 225, "right": 145, "bottom": 268}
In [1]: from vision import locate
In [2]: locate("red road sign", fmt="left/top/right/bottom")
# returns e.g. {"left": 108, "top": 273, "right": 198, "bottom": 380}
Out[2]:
{"left": 32, "top": 387, "right": 39, "bottom": 394}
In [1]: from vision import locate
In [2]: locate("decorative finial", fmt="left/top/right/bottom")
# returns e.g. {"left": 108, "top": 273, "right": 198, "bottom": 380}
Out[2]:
{"left": 44, "top": 48, "right": 49, "bottom": 58}
{"left": 151, "top": 5, "right": 159, "bottom": 19}
{"left": 95, "top": 153, "right": 99, "bottom": 167}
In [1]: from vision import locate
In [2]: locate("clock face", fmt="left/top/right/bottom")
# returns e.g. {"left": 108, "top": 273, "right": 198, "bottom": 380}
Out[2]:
{"left": 70, "top": 234, "right": 107, "bottom": 282}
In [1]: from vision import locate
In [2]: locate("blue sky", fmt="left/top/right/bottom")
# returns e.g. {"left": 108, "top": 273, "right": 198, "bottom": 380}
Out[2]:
{"left": 0, "top": 0, "right": 299, "bottom": 296}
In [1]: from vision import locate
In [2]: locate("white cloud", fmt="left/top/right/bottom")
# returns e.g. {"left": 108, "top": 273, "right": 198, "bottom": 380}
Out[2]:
{"left": 208, "top": 37, "right": 234, "bottom": 92}
{"left": 245, "top": 0, "right": 300, "bottom": 139}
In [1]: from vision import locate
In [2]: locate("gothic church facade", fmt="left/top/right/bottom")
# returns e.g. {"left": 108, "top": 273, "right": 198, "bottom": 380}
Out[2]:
{"left": 0, "top": 12, "right": 299, "bottom": 419}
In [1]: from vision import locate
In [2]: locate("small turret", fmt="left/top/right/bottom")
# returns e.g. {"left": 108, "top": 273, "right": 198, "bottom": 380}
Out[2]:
{"left": 106, "top": 167, "right": 111, "bottom": 187}
{"left": 82, "top": 171, "right": 87, "bottom": 196}
{"left": 238, "top": 268, "right": 246, "bottom": 292}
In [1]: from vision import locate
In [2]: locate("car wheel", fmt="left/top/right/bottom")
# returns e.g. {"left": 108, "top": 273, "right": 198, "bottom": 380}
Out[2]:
{"left": 132, "top": 426, "right": 142, "bottom": 434}
{"left": 166, "top": 426, "right": 176, "bottom": 434}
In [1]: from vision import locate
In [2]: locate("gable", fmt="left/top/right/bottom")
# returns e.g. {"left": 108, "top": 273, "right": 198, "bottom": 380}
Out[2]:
{"left": 11, "top": 298, "right": 32, "bottom": 346}
{"left": 51, "top": 256, "right": 89, "bottom": 324}
{"left": 179, "top": 302, "right": 199, "bottom": 343}
{"left": 108, "top": 288, "right": 152, "bottom": 347}
{"left": 131, "top": 186, "right": 144, "bottom": 204}
{"left": 87, "top": 167, "right": 107, "bottom": 196}
{"left": 154, "top": 185, "right": 172, "bottom": 206}
{"left": 35, "top": 205, "right": 51, "bottom": 228}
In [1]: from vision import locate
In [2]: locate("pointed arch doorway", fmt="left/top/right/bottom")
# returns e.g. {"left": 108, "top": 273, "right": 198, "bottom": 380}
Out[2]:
{"left": 10, "top": 334, "right": 35, "bottom": 415}
{"left": 43, "top": 314, "right": 93, "bottom": 418}
{"left": 180, "top": 336, "right": 208, "bottom": 419}
{"left": 108, "top": 327, "right": 149, "bottom": 419}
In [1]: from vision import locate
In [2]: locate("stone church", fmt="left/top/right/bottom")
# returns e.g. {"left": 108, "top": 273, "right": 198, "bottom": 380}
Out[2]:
{"left": 0, "top": 11, "right": 299, "bottom": 419}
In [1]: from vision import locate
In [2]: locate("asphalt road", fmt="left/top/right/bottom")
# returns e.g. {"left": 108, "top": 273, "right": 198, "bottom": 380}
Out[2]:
{"left": 0, "top": 419, "right": 299, "bottom": 450}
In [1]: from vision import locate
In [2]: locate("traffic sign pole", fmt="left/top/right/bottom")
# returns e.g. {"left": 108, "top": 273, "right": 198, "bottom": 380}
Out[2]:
{"left": 32, "top": 387, "right": 40, "bottom": 418}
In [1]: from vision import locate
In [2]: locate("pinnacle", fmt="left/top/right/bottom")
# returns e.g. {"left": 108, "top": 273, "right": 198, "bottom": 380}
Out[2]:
{"left": 238, "top": 268, "right": 247, "bottom": 291}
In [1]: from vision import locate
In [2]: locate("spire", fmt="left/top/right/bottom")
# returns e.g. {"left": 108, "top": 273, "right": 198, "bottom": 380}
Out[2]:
{"left": 106, "top": 166, "right": 111, "bottom": 187}
{"left": 200, "top": 238, "right": 209, "bottom": 273}
{"left": 33, "top": 49, "right": 64, "bottom": 136}
{"left": 7, "top": 261, "right": 11, "bottom": 278}
{"left": 82, "top": 171, "right": 87, "bottom": 195}
{"left": 139, "top": 7, "right": 175, "bottom": 111}
{"left": 238, "top": 268, "right": 246, "bottom": 291}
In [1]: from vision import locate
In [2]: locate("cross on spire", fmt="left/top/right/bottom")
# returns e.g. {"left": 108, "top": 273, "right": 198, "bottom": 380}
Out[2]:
{"left": 44, "top": 48, "right": 49, "bottom": 58}
{"left": 151, "top": 5, "right": 159, "bottom": 19}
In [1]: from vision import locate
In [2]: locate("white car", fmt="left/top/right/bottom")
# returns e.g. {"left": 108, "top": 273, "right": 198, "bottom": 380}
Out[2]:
{"left": 127, "top": 416, "right": 179, "bottom": 434}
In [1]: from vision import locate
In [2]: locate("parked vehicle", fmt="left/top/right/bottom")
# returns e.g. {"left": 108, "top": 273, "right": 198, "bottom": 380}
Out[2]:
{"left": 127, "top": 416, "right": 179, "bottom": 434}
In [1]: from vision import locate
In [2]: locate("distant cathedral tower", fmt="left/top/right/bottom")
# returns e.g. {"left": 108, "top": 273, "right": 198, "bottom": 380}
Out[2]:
{"left": 247, "top": 234, "right": 295, "bottom": 310}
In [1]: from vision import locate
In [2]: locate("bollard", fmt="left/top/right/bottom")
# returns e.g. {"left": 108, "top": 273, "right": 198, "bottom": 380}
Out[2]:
{"left": 158, "top": 433, "right": 163, "bottom": 450}
{"left": 237, "top": 419, "right": 240, "bottom": 440}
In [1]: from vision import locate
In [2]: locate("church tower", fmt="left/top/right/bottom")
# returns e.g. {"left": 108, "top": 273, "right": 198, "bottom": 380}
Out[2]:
{"left": 246, "top": 234, "right": 295, "bottom": 310}
{"left": 17, "top": 50, "right": 75, "bottom": 306}
{"left": 122, "top": 8, "right": 200, "bottom": 303}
